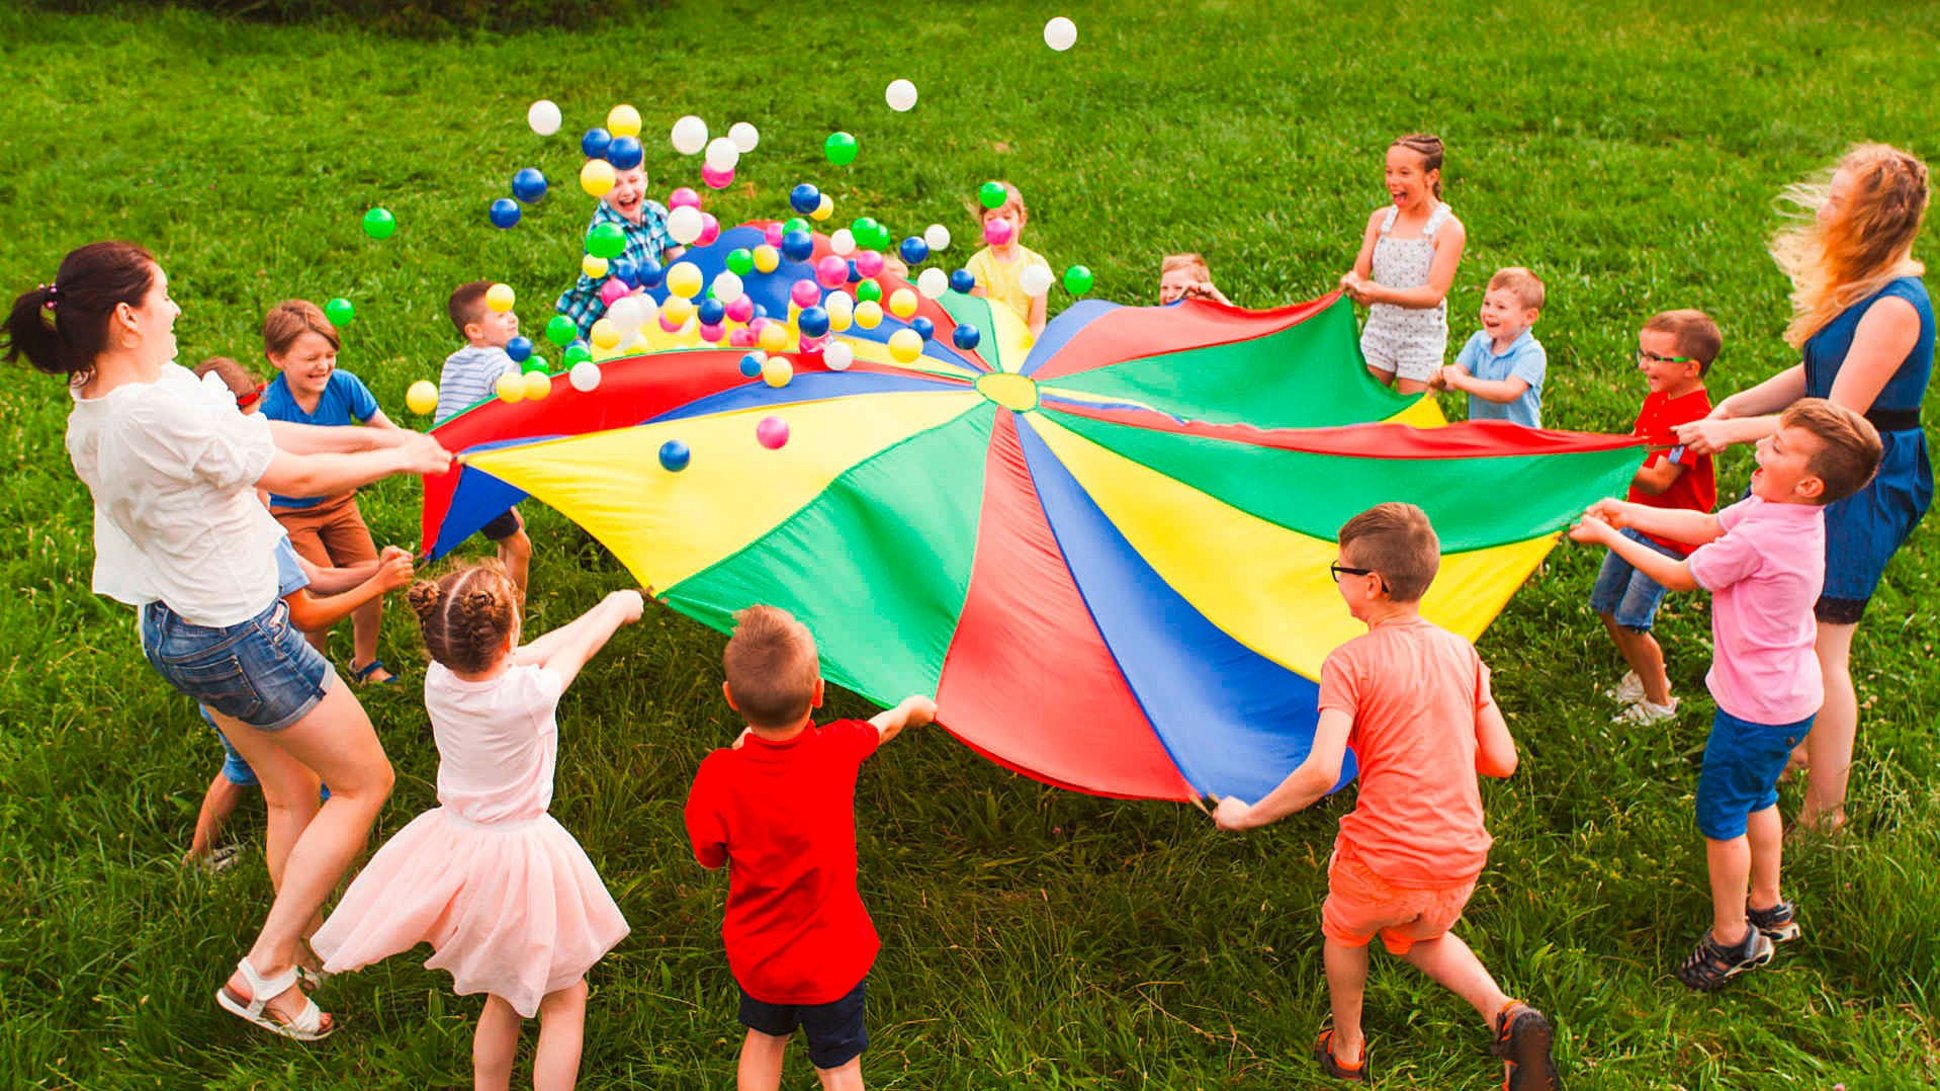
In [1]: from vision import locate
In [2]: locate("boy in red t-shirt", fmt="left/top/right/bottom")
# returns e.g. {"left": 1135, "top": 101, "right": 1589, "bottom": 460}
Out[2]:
{"left": 1215, "top": 503, "right": 1558, "bottom": 1089}
{"left": 1590, "top": 310, "right": 1722, "bottom": 726}
{"left": 684, "top": 606, "right": 935, "bottom": 1091}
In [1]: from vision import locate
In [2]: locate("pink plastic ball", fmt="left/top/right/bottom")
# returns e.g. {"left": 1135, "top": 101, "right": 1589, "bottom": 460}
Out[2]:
{"left": 668, "top": 187, "right": 702, "bottom": 210}
{"left": 763, "top": 223, "right": 785, "bottom": 247}
{"left": 984, "top": 218, "right": 1014, "bottom": 246}
{"left": 725, "top": 296, "right": 755, "bottom": 324}
{"left": 599, "top": 278, "right": 629, "bottom": 305}
{"left": 659, "top": 314, "right": 683, "bottom": 333}
{"left": 798, "top": 334, "right": 828, "bottom": 354}
{"left": 729, "top": 328, "right": 755, "bottom": 347}
{"left": 747, "top": 316, "right": 769, "bottom": 334}
{"left": 816, "top": 255, "right": 849, "bottom": 289}
{"left": 697, "top": 213, "right": 720, "bottom": 247}
{"left": 790, "top": 280, "right": 822, "bottom": 309}
{"left": 699, "top": 322, "right": 725, "bottom": 343}
{"left": 702, "top": 164, "right": 734, "bottom": 190}
{"left": 855, "top": 251, "right": 885, "bottom": 278}
{"left": 756, "top": 416, "right": 790, "bottom": 450}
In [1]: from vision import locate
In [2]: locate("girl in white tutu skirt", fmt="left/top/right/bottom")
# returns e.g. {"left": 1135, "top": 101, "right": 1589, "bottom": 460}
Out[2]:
{"left": 310, "top": 561, "right": 642, "bottom": 1089}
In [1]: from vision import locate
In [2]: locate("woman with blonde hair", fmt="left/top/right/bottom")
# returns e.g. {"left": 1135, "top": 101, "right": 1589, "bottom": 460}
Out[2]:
{"left": 1678, "top": 144, "right": 1932, "bottom": 835}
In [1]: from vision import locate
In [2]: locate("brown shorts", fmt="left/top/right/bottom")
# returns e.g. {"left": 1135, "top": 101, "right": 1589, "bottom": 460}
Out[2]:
{"left": 273, "top": 492, "right": 378, "bottom": 571}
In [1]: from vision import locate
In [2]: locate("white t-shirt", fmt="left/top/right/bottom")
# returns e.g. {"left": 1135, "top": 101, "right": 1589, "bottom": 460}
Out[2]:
{"left": 424, "top": 661, "right": 565, "bottom": 825}
{"left": 66, "top": 362, "right": 284, "bottom": 627}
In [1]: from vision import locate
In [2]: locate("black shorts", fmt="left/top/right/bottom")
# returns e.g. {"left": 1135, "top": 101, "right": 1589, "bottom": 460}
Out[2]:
{"left": 480, "top": 508, "right": 522, "bottom": 542}
{"left": 738, "top": 976, "right": 867, "bottom": 1070}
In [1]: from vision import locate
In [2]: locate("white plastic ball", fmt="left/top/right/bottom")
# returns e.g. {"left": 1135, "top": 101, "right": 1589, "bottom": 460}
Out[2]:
{"left": 666, "top": 204, "right": 705, "bottom": 246}
{"left": 728, "top": 121, "right": 760, "bottom": 153}
{"left": 527, "top": 99, "right": 563, "bottom": 136}
{"left": 1020, "top": 263, "right": 1056, "bottom": 298}
{"left": 924, "top": 223, "right": 952, "bottom": 252}
{"left": 569, "top": 361, "right": 602, "bottom": 392}
{"left": 885, "top": 78, "right": 918, "bottom": 112}
{"left": 1044, "top": 16, "right": 1077, "bottom": 51}
{"left": 917, "top": 267, "right": 949, "bottom": 299}
{"left": 711, "top": 271, "right": 744, "bottom": 304}
{"left": 705, "top": 136, "right": 740, "bottom": 172}
{"left": 671, "top": 115, "right": 709, "bottom": 156}
{"left": 823, "top": 341, "right": 854, "bottom": 371}
{"left": 830, "top": 229, "right": 856, "bottom": 257}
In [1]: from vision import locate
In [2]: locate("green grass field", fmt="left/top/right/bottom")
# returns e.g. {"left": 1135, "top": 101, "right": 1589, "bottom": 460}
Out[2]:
{"left": 3, "top": 2, "right": 1939, "bottom": 1087}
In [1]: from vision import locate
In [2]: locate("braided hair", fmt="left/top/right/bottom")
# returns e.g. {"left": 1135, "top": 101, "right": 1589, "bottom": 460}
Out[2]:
{"left": 407, "top": 560, "right": 521, "bottom": 674}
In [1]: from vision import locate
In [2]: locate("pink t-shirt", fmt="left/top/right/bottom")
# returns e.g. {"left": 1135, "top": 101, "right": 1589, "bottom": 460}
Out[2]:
{"left": 1685, "top": 497, "right": 1826, "bottom": 725}
{"left": 1317, "top": 617, "right": 1496, "bottom": 889}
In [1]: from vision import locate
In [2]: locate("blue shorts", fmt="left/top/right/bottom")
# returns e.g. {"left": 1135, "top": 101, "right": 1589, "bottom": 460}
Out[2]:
{"left": 738, "top": 976, "right": 867, "bottom": 1070}
{"left": 198, "top": 707, "right": 259, "bottom": 787}
{"left": 1589, "top": 528, "right": 1682, "bottom": 631}
{"left": 141, "top": 599, "right": 335, "bottom": 732}
{"left": 1696, "top": 708, "right": 1815, "bottom": 840}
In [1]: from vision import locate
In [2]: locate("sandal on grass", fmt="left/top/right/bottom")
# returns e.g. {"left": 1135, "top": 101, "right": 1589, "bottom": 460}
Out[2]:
{"left": 216, "top": 957, "right": 335, "bottom": 1041}
{"left": 349, "top": 658, "right": 398, "bottom": 686}
{"left": 1313, "top": 1028, "right": 1368, "bottom": 1083}
{"left": 1492, "top": 1001, "right": 1560, "bottom": 1091}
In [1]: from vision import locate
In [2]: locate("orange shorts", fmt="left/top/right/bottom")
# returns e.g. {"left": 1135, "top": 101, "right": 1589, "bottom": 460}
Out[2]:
{"left": 1321, "top": 850, "right": 1477, "bottom": 955}
{"left": 273, "top": 492, "right": 377, "bottom": 572}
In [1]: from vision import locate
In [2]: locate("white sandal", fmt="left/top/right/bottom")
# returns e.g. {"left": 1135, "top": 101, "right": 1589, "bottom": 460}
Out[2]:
{"left": 216, "top": 957, "right": 335, "bottom": 1041}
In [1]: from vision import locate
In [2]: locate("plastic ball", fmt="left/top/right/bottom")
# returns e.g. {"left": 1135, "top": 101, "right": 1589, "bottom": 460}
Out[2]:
{"left": 885, "top": 78, "right": 918, "bottom": 112}
{"left": 522, "top": 370, "right": 550, "bottom": 400}
{"left": 887, "top": 328, "right": 923, "bottom": 363}
{"left": 752, "top": 245, "right": 780, "bottom": 274}
{"left": 763, "top": 223, "right": 786, "bottom": 247}
{"left": 983, "top": 218, "right": 1015, "bottom": 247}
{"left": 590, "top": 318, "right": 621, "bottom": 350}
{"left": 698, "top": 322, "right": 725, "bottom": 343}
{"left": 898, "top": 236, "right": 930, "bottom": 265}
{"left": 506, "top": 336, "right": 534, "bottom": 363}
{"left": 811, "top": 194, "right": 834, "bottom": 222}
{"left": 671, "top": 115, "right": 708, "bottom": 156}
{"left": 495, "top": 371, "right": 526, "bottom": 403}
{"left": 569, "top": 361, "right": 601, "bottom": 392}
{"left": 545, "top": 315, "right": 579, "bottom": 346}
{"left": 522, "top": 354, "right": 547, "bottom": 373}
{"left": 830, "top": 229, "right": 857, "bottom": 257}
{"left": 888, "top": 288, "right": 919, "bottom": 320}
{"left": 761, "top": 356, "right": 793, "bottom": 388}
{"left": 851, "top": 217, "right": 881, "bottom": 247}
{"left": 712, "top": 271, "right": 745, "bottom": 304}
{"left": 950, "top": 268, "right": 977, "bottom": 294}
{"left": 740, "top": 351, "right": 766, "bottom": 378}
{"left": 668, "top": 187, "right": 702, "bottom": 210}
{"left": 581, "top": 127, "right": 613, "bottom": 159}
{"left": 916, "top": 267, "right": 949, "bottom": 299}
{"left": 698, "top": 298, "right": 726, "bottom": 326}
{"left": 511, "top": 168, "right": 547, "bottom": 203}
{"left": 659, "top": 440, "right": 690, "bottom": 471}
{"left": 1063, "top": 264, "right": 1095, "bottom": 296}
{"left": 790, "top": 183, "right": 822, "bottom": 215}
{"left": 854, "top": 299, "right": 883, "bottom": 329}
{"left": 607, "top": 104, "right": 641, "bottom": 137}
{"left": 606, "top": 294, "right": 655, "bottom": 333}
{"left": 726, "top": 296, "right": 755, "bottom": 324}
{"left": 697, "top": 213, "right": 722, "bottom": 248}
{"left": 777, "top": 233, "right": 812, "bottom": 268}
{"left": 728, "top": 329, "right": 755, "bottom": 348}
{"left": 1020, "top": 263, "right": 1056, "bottom": 298}
{"left": 855, "top": 279, "right": 883, "bottom": 304}
{"left": 702, "top": 164, "right": 735, "bottom": 190}
{"left": 485, "top": 283, "right": 516, "bottom": 312}
{"left": 362, "top": 207, "right": 396, "bottom": 240}
{"left": 756, "top": 416, "right": 790, "bottom": 450}
{"left": 605, "top": 135, "right": 644, "bottom": 171}
{"left": 581, "top": 254, "right": 609, "bottom": 279}
{"left": 610, "top": 258, "right": 639, "bottom": 286}
{"left": 725, "top": 248, "right": 755, "bottom": 276}
{"left": 924, "top": 223, "right": 952, "bottom": 252}
{"left": 528, "top": 99, "right": 562, "bottom": 136}
{"left": 855, "top": 251, "right": 885, "bottom": 279}
{"left": 580, "top": 159, "right": 616, "bottom": 198}
{"left": 978, "top": 181, "right": 1008, "bottom": 210}
{"left": 662, "top": 262, "right": 699, "bottom": 298}
{"left": 563, "top": 343, "right": 593, "bottom": 367}
{"left": 705, "top": 136, "right": 740, "bottom": 172}
{"left": 758, "top": 322, "right": 790, "bottom": 354}
{"left": 659, "top": 204, "right": 698, "bottom": 246}
{"left": 1044, "top": 16, "right": 1077, "bottom": 51}
{"left": 798, "top": 305, "right": 830, "bottom": 339}
{"left": 405, "top": 380, "right": 438, "bottom": 415}
{"left": 824, "top": 131, "right": 858, "bottom": 166}
{"left": 635, "top": 259, "right": 665, "bottom": 289}
{"left": 789, "top": 280, "right": 822, "bottom": 310}
{"left": 824, "top": 341, "right": 854, "bottom": 371}
{"left": 911, "top": 316, "right": 935, "bottom": 341}
{"left": 324, "top": 297, "right": 354, "bottom": 325}
{"left": 824, "top": 291, "right": 854, "bottom": 332}
{"left": 728, "top": 121, "right": 760, "bottom": 152}
{"left": 599, "top": 278, "right": 629, "bottom": 306}
{"left": 488, "top": 198, "right": 522, "bottom": 228}
{"left": 662, "top": 295, "right": 695, "bottom": 325}
{"left": 807, "top": 255, "right": 842, "bottom": 289}
{"left": 952, "top": 324, "right": 981, "bottom": 350}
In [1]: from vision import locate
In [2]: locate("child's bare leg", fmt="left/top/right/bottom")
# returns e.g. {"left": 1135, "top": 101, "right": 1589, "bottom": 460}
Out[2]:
{"left": 737, "top": 1029, "right": 789, "bottom": 1091}
{"left": 473, "top": 993, "right": 521, "bottom": 1091}
{"left": 349, "top": 595, "right": 388, "bottom": 679}
{"left": 500, "top": 525, "right": 532, "bottom": 596}
{"left": 1609, "top": 625, "right": 1671, "bottom": 706}
{"left": 1746, "top": 806, "right": 1784, "bottom": 910}
{"left": 1705, "top": 835, "right": 1753, "bottom": 945}
{"left": 1322, "top": 938, "right": 1371, "bottom": 1061}
{"left": 533, "top": 979, "right": 588, "bottom": 1091}
{"left": 1398, "top": 933, "right": 1511, "bottom": 1026}
{"left": 815, "top": 1058, "right": 863, "bottom": 1091}
{"left": 185, "top": 772, "right": 247, "bottom": 864}
{"left": 1799, "top": 622, "right": 1858, "bottom": 832}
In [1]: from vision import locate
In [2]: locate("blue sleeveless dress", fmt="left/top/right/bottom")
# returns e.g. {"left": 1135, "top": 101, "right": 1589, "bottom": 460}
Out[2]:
{"left": 1803, "top": 276, "right": 1934, "bottom": 619}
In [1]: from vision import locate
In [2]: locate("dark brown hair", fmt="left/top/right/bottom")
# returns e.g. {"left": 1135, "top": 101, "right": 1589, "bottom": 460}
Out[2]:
{"left": 1642, "top": 309, "right": 1724, "bottom": 374}
{"left": 1780, "top": 399, "right": 1883, "bottom": 505}
{"left": 3, "top": 241, "right": 157, "bottom": 385}
{"left": 1391, "top": 133, "right": 1446, "bottom": 199}
{"left": 408, "top": 561, "right": 521, "bottom": 674}
{"left": 723, "top": 605, "right": 820, "bottom": 728}
{"left": 448, "top": 281, "right": 493, "bottom": 338}
{"left": 1338, "top": 502, "right": 1441, "bottom": 603}
{"left": 262, "top": 299, "right": 340, "bottom": 360}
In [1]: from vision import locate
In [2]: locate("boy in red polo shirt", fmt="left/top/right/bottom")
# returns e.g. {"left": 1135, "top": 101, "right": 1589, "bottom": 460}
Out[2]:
{"left": 684, "top": 606, "right": 936, "bottom": 1090}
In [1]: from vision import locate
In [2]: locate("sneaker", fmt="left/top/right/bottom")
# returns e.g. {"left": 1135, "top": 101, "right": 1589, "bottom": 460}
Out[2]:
{"left": 1604, "top": 670, "right": 1644, "bottom": 704}
{"left": 1612, "top": 696, "right": 1678, "bottom": 726}
{"left": 1312, "top": 1029, "right": 1368, "bottom": 1083}
{"left": 1675, "top": 927, "right": 1773, "bottom": 991}
{"left": 1492, "top": 1002, "right": 1561, "bottom": 1090}
{"left": 1747, "top": 900, "right": 1801, "bottom": 945}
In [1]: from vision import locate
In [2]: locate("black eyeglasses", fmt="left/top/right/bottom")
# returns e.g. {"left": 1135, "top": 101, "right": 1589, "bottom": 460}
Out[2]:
{"left": 1635, "top": 349, "right": 1695, "bottom": 365}
{"left": 1329, "top": 562, "right": 1377, "bottom": 582}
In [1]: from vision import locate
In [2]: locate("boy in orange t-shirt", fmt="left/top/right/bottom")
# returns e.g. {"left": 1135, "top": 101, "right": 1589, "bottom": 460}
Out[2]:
{"left": 1215, "top": 503, "right": 1559, "bottom": 1089}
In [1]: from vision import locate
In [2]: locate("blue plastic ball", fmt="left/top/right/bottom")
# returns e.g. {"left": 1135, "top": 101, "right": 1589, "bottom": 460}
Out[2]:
{"left": 789, "top": 183, "right": 822, "bottom": 215}
{"left": 489, "top": 198, "right": 522, "bottom": 229}
{"left": 606, "top": 136, "right": 644, "bottom": 170}
{"left": 635, "top": 260, "right": 665, "bottom": 290}
{"left": 949, "top": 268, "right": 977, "bottom": 294}
{"left": 751, "top": 303, "right": 769, "bottom": 320}
{"left": 847, "top": 260, "right": 862, "bottom": 283}
{"left": 781, "top": 229, "right": 815, "bottom": 263}
{"left": 659, "top": 440, "right": 691, "bottom": 472}
{"left": 581, "top": 128, "right": 613, "bottom": 159}
{"left": 739, "top": 353, "right": 764, "bottom": 378}
{"left": 698, "top": 298, "right": 726, "bottom": 326}
{"left": 952, "top": 324, "right": 981, "bottom": 351}
{"left": 798, "top": 306, "right": 830, "bottom": 338}
{"left": 899, "top": 236, "right": 930, "bottom": 265}
{"left": 507, "top": 336, "right": 534, "bottom": 363}
{"left": 511, "top": 168, "right": 548, "bottom": 203}
{"left": 610, "top": 258, "right": 638, "bottom": 287}
{"left": 911, "top": 316, "right": 934, "bottom": 341}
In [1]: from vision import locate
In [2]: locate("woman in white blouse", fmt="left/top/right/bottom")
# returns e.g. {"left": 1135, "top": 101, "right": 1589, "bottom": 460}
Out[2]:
{"left": 5, "top": 242, "right": 451, "bottom": 1040}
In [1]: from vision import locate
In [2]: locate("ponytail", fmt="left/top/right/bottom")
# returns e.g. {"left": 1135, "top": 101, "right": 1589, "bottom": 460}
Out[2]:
{"left": 1391, "top": 133, "right": 1446, "bottom": 200}
{"left": 2, "top": 241, "right": 157, "bottom": 386}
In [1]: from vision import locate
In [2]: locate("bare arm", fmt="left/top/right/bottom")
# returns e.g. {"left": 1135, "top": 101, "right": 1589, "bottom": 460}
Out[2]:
{"left": 1343, "top": 210, "right": 1382, "bottom": 285}
{"left": 256, "top": 435, "right": 452, "bottom": 500}
{"left": 868, "top": 695, "right": 937, "bottom": 744}
{"left": 1360, "top": 219, "right": 1466, "bottom": 309}
{"left": 267, "top": 419, "right": 414, "bottom": 454}
{"left": 1443, "top": 367, "right": 1531, "bottom": 405}
{"left": 363, "top": 408, "right": 402, "bottom": 432}
{"left": 1475, "top": 702, "right": 1518, "bottom": 778}
{"left": 1569, "top": 514, "right": 1699, "bottom": 592}
{"left": 1213, "top": 711, "right": 1351, "bottom": 830}
{"left": 1027, "top": 291, "right": 1047, "bottom": 337}
{"left": 286, "top": 547, "right": 414, "bottom": 631}
{"left": 508, "top": 589, "right": 644, "bottom": 690}
{"left": 1630, "top": 455, "right": 1685, "bottom": 496}
{"left": 1679, "top": 364, "right": 1810, "bottom": 455}
{"left": 1579, "top": 497, "right": 1723, "bottom": 547}
{"left": 1827, "top": 296, "right": 1921, "bottom": 415}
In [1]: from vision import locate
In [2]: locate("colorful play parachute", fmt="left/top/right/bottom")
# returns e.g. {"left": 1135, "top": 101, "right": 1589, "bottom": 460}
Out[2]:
{"left": 422, "top": 226, "right": 1642, "bottom": 802}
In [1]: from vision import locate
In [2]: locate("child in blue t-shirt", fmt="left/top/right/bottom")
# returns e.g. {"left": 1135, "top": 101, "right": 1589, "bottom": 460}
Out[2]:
{"left": 1440, "top": 268, "right": 1548, "bottom": 428}
{"left": 258, "top": 299, "right": 405, "bottom": 685}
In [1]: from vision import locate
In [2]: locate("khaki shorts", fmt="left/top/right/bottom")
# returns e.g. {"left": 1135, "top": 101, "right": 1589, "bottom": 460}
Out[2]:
{"left": 1321, "top": 850, "right": 1476, "bottom": 955}
{"left": 273, "top": 492, "right": 378, "bottom": 571}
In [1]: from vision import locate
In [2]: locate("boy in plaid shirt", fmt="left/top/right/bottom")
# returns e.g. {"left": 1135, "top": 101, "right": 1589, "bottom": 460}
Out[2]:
{"left": 554, "top": 163, "right": 681, "bottom": 336}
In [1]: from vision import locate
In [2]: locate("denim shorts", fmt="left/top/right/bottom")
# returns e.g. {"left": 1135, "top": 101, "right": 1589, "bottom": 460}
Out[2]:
{"left": 1589, "top": 527, "right": 1683, "bottom": 631}
{"left": 1695, "top": 708, "right": 1814, "bottom": 840}
{"left": 739, "top": 976, "right": 867, "bottom": 1070}
{"left": 141, "top": 598, "right": 334, "bottom": 732}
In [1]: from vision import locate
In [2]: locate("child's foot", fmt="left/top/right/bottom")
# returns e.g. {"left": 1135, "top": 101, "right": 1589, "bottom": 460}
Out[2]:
{"left": 349, "top": 658, "right": 398, "bottom": 686}
{"left": 1612, "top": 696, "right": 1678, "bottom": 726}
{"left": 1675, "top": 927, "right": 1773, "bottom": 991}
{"left": 1312, "top": 1029, "right": 1368, "bottom": 1083}
{"left": 1603, "top": 670, "right": 1644, "bottom": 704}
{"left": 1491, "top": 1001, "right": 1560, "bottom": 1091}
{"left": 1747, "top": 900, "right": 1800, "bottom": 945}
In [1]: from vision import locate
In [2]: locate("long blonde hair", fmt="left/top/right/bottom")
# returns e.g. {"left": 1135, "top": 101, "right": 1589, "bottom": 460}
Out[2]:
{"left": 1770, "top": 144, "right": 1929, "bottom": 349}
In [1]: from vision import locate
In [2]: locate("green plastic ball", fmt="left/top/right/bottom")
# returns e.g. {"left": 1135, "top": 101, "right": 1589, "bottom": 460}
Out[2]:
{"left": 851, "top": 217, "right": 881, "bottom": 248}
{"left": 824, "top": 131, "right": 858, "bottom": 166}
{"left": 562, "top": 344, "right": 592, "bottom": 367}
{"left": 545, "top": 315, "right": 578, "bottom": 347}
{"left": 323, "top": 297, "right": 355, "bottom": 326}
{"left": 978, "top": 181, "right": 1007, "bottom": 210}
{"left": 586, "top": 221, "right": 628, "bottom": 260}
{"left": 783, "top": 216, "right": 810, "bottom": 237}
{"left": 855, "top": 280, "right": 883, "bottom": 304}
{"left": 361, "top": 207, "right": 395, "bottom": 240}
{"left": 1063, "top": 264, "right": 1094, "bottom": 296}
{"left": 725, "top": 248, "right": 754, "bottom": 276}
{"left": 523, "top": 355, "right": 548, "bottom": 374}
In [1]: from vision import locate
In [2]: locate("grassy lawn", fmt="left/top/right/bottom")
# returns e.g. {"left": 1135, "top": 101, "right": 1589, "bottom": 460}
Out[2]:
{"left": 3, "top": 1, "right": 1939, "bottom": 1087}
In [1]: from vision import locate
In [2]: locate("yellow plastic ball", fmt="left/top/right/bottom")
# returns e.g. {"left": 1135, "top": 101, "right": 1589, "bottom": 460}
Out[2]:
{"left": 888, "top": 288, "right": 919, "bottom": 320}
{"left": 581, "top": 254, "right": 610, "bottom": 279}
{"left": 405, "top": 380, "right": 439, "bottom": 416}
{"left": 523, "top": 369, "right": 552, "bottom": 400}
{"left": 580, "top": 159, "right": 616, "bottom": 198}
{"left": 666, "top": 262, "right": 704, "bottom": 299}
{"left": 485, "top": 283, "right": 516, "bottom": 313}
{"left": 854, "top": 300, "right": 883, "bottom": 330}
{"left": 661, "top": 295, "right": 695, "bottom": 325}
{"left": 495, "top": 371, "right": 526, "bottom": 403}
{"left": 607, "top": 104, "right": 642, "bottom": 138}
{"left": 758, "top": 322, "right": 790, "bottom": 354}
{"left": 761, "top": 356, "right": 793, "bottom": 388}
{"left": 888, "top": 328, "right": 923, "bottom": 364}
{"left": 810, "top": 194, "right": 834, "bottom": 222}
{"left": 752, "top": 245, "right": 780, "bottom": 274}
{"left": 590, "top": 318, "right": 621, "bottom": 350}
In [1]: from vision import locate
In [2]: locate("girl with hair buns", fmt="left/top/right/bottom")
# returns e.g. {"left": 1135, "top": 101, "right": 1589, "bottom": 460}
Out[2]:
{"left": 1677, "top": 144, "right": 1933, "bottom": 835}
{"left": 310, "top": 562, "right": 643, "bottom": 1090}
{"left": 2, "top": 242, "right": 450, "bottom": 1040}
{"left": 1341, "top": 133, "right": 1469, "bottom": 395}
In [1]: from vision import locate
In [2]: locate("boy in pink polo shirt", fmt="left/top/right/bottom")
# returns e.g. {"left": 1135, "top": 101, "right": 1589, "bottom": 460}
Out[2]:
{"left": 1571, "top": 399, "right": 1882, "bottom": 989}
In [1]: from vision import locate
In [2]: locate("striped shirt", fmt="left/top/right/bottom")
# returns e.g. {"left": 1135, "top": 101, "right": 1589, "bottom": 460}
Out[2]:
{"left": 436, "top": 345, "right": 517, "bottom": 424}
{"left": 555, "top": 200, "right": 674, "bottom": 337}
